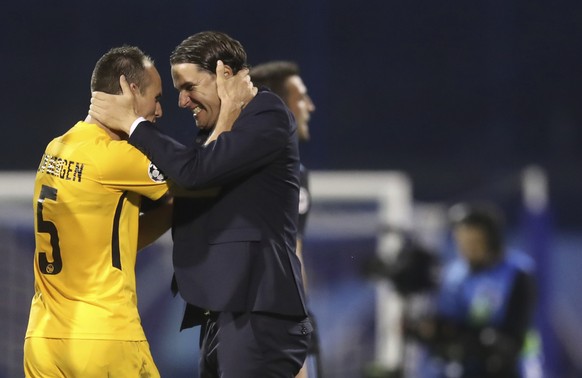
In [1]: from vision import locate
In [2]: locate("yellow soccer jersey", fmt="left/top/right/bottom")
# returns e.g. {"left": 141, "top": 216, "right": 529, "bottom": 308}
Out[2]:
{"left": 26, "top": 121, "right": 169, "bottom": 341}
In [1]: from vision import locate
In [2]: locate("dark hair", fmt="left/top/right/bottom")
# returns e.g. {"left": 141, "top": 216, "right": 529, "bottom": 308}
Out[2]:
{"left": 250, "top": 61, "right": 300, "bottom": 101}
{"left": 449, "top": 202, "right": 505, "bottom": 255}
{"left": 91, "top": 46, "right": 153, "bottom": 95}
{"left": 170, "top": 31, "right": 248, "bottom": 75}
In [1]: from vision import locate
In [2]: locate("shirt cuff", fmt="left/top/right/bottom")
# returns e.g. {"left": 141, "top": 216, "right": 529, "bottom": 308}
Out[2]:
{"left": 129, "top": 117, "right": 147, "bottom": 136}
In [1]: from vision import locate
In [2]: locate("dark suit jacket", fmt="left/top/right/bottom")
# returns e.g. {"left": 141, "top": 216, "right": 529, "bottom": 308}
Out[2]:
{"left": 129, "top": 90, "right": 308, "bottom": 327}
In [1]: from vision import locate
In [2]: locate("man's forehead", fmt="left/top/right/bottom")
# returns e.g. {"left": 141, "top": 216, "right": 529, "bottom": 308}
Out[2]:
{"left": 172, "top": 64, "right": 212, "bottom": 81}
{"left": 287, "top": 75, "right": 307, "bottom": 93}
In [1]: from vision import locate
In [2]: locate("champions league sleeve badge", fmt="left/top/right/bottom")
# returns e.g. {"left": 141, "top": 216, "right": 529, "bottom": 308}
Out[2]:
{"left": 148, "top": 162, "right": 167, "bottom": 182}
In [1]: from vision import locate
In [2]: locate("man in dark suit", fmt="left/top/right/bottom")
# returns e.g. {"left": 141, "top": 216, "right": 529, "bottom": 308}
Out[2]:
{"left": 89, "top": 31, "right": 312, "bottom": 377}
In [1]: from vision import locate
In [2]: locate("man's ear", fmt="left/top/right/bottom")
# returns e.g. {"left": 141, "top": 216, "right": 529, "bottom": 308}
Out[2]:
{"left": 222, "top": 65, "right": 234, "bottom": 78}
{"left": 128, "top": 82, "right": 139, "bottom": 94}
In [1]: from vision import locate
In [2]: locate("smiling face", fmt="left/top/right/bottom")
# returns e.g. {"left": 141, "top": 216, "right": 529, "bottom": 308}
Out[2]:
{"left": 171, "top": 63, "right": 220, "bottom": 130}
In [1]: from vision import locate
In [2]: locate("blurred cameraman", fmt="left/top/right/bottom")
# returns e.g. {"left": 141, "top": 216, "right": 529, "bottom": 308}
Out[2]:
{"left": 404, "top": 202, "right": 539, "bottom": 378}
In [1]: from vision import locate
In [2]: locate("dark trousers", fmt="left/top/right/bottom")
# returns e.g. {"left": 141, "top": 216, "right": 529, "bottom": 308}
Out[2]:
{"left": 199, "top": 311, "right": 312, "bottom": 378}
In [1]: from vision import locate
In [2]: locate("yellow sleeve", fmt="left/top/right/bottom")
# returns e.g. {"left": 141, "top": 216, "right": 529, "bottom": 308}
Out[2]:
{"left": 97, "top": 139, "right": 169, "bottom": 200}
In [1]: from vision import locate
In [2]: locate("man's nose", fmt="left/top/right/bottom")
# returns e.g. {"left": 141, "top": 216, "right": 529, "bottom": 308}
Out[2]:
{"left": 178, "top": 92, "right": 190, "bottom": 108}
{"left": 156, "top": 102, "right": 163, "bottom": 118}
{"left": 307, "top": 95, "right": 315, "bottom": 112}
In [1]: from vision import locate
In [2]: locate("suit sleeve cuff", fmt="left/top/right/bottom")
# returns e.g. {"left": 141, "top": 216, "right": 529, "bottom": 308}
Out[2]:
{"left": 129, "top": 117, "right": 147, "bottom": 136}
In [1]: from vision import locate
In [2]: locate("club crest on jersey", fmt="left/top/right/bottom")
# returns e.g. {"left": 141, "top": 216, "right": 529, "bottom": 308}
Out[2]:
{"left": 148, "top": 163, "right": 167, "bottom": 182}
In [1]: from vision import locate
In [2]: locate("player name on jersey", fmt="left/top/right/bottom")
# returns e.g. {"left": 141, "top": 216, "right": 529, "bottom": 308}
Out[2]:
{"left": 37, "top": 153, "right": 84, "bottom": 182}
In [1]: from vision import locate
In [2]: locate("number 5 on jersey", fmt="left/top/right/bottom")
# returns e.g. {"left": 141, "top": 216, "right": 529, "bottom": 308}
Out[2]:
{"left": 37, "top": 185, "right": 62, "bottom": 274}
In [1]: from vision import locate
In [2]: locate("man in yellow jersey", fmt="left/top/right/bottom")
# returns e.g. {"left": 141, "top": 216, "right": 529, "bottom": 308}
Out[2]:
{"left": 23, "top": 46, "right": 172, "bottom": 378}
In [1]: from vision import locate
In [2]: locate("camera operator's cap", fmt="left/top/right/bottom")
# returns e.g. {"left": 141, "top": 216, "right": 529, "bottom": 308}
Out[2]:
{"left": 447, "top": 202, "right": 504, "bottom": 227}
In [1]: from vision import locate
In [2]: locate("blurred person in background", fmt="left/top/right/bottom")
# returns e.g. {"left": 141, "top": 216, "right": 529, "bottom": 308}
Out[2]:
{"left": 250, "top": 60, "right": 320, "bottom": 378}
{"left": 404, "top": 202, "right": 541, "bottom": 378}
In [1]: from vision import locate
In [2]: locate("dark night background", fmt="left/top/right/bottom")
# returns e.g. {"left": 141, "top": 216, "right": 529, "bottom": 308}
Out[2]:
{"left": 2, "top": 1, "right": 582, "bottom": 377}
{"left": 2, "top": 0, "right": 582, "bottom": 227}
